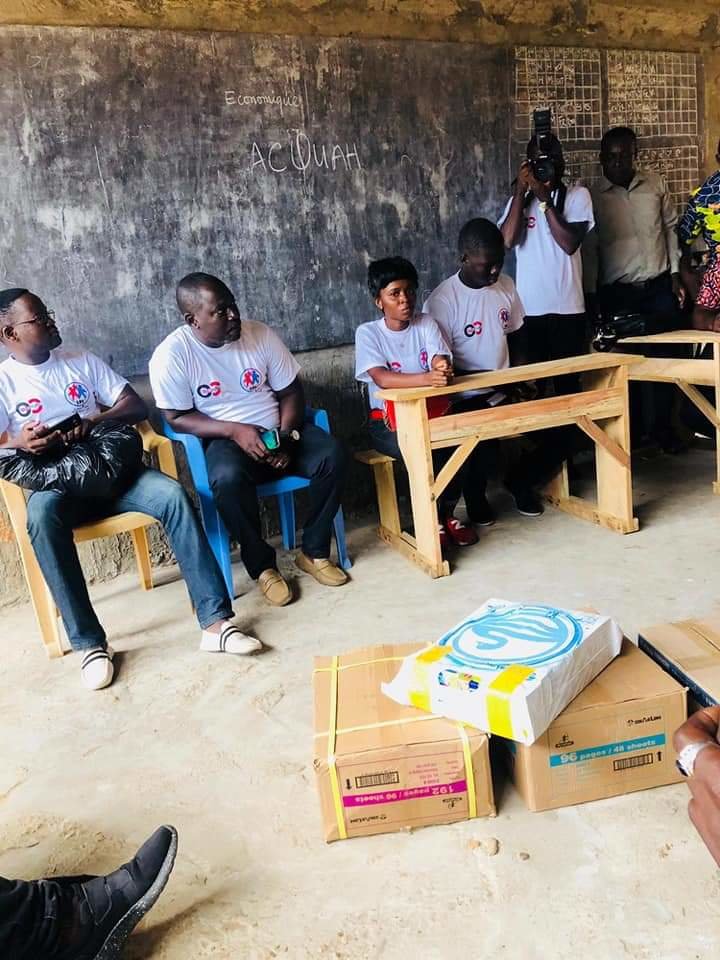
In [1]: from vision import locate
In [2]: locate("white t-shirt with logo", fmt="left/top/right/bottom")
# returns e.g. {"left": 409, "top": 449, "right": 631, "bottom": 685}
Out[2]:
{"left": 0, "top": 350, "right": 128, "bottom": 441}
{"left": 498, "top": 184, "right": 594, "bottom": 315}
{"left": 423, "top": 273, "right": 524, "bottom": 395}
{"left": 354, "top": 313, "right": 450, "bottom": 410}
{"left": 149, "top": 321, "right": 301, "bottom": 431}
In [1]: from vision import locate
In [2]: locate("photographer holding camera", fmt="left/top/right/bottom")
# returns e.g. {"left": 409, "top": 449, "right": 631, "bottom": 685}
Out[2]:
{"left": 500, "top": 113, "right": 594, "bottom": 396}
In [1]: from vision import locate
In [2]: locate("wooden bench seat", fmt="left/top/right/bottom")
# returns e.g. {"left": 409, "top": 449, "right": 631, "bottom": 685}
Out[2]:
{"left": 354, "top": 449, "right": 401, "bottom": 543}
{"left": 354, "top": 449, "right": 395, "bottom": 466}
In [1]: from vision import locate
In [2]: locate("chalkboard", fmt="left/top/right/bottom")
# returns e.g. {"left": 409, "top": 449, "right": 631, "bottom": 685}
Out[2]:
{"left": 513, "top": 46, "right": 702, "bottom": 211}
{"left": 0, "top": 30, "right": 705, "bottom": 376}
{"left": 0, "top": 27, "right": 510, "bottom": 375}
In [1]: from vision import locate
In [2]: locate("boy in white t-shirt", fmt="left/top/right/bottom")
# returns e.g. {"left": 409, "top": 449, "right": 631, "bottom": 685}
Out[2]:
{"left": 425, "top": 218, "right": 547, "bottom": 520}
{"left": 149, "top": 273, "right": 348, "bottom": 606}
{"left": 499, "top": 132, "right": 594, "bottom": 396}
{"left": 355, "top": 256, "right": 477, "bottom": 548}
{"left": 0, "top": 288, "right": 259, "bottom": 692}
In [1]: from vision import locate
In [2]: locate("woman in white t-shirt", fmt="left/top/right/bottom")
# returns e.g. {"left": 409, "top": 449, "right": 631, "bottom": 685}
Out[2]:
{"left": 355, "top": 257, "right": 478, "bottom": 549}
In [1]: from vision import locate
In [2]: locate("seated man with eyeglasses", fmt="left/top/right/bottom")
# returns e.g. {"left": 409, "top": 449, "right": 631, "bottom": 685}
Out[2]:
{"left": 149, "top": 272, "right": 349, "bottom": 606}
{"left": 0, "top": 287, "right": 260, "bottom": 692}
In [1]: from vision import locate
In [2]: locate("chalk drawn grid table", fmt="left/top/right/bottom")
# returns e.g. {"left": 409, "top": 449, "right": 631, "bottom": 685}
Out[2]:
{"left": 513, "top": 45, "right": 701, "bottom": 212}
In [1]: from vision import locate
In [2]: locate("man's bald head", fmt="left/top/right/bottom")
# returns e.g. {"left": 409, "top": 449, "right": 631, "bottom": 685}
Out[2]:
{"left": 176, "top": 273, "right": 242, "bottom": 347}
{"left": 176, "top": 272, "right": 229, "bottom": 317}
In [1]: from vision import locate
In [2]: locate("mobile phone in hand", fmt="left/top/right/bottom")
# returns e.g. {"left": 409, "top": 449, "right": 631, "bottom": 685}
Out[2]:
{"left": 260, "top": 428, "right": 280, "bottom": 451}
{"left": 47, "top": 413, "right": 82, "bottom": 435}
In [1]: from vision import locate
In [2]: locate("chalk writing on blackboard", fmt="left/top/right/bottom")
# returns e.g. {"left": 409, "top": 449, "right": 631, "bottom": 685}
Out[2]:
{"left": 250, "top": 132, "right": 362, "bottom": 174}
{"left": 562, "top": 149, "right": 601, "bottom": 186}
{"left": 606, "top": 50, "right": 697, "bottom": 138}
{"left": 225, "top": 90, "right": 302, "bottom": 114}
{"left": 515, "top": 46, "right": 602, "bottom": 142}
{"left": 637, "top": 145, "right": 700, "bottom": 209}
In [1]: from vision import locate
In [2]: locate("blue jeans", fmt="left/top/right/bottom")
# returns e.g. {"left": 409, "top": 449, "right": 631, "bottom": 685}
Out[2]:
{"left": 26, "top": 468, "right": 234, "bottom": 651}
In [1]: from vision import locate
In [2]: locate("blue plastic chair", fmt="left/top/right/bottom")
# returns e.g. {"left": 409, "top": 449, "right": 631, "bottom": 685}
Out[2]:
{"left": 161, "top": 409, "right": 351, "bottom": 597}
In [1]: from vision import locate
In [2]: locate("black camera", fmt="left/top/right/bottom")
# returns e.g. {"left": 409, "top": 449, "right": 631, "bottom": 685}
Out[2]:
{"left": 592, "top": 312, "right": 648, "bottom": 352}
{"left": 531, "top": 108, "right": 557, "bottom": 183}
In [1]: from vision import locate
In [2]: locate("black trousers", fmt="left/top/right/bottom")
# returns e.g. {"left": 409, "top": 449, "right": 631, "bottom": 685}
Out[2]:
{"left": 513, "top": 312, "right": 589, "bottom": 487}
{"left": 523, "top": 311, "right": 588, "bottom": 395}
{"left": 0, "top": 876, "right": 66, "bottom": 959}
{"left": 369, "top": 415, "right": 492, "bottom": 519}
{"left": 205, "top": 423, "right": 348, "bottom": 579}
{"left": 598, "top": 272, "right": 684, "bottom": 441}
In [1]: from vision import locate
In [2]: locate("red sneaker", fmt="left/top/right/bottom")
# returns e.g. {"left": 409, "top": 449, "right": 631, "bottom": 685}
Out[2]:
{"left": 443, "top": 516, "right": 479, "bottom": 547}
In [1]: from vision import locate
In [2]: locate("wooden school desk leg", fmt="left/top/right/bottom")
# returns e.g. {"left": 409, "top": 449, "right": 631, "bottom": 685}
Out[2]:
{"left": 544, "top": 462, "right": 569, "bottom": 503}
{"left": 372, "top": 460, "right": 401, "bottom": 537}
{"left": 131, "top": 527, "right": 154, "bottom": 591}
{"left": 394, "top": 399, "right": 449, "bottom": 578}
{"left": 592, "top": 366, "right": 637, "bottom": 533}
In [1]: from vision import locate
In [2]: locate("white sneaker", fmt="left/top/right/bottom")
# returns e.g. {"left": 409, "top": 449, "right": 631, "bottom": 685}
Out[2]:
{"left": 80, "top": 645, "right": 115, "bottom": 691}
{"left": 200, "top": 621, "right": 262, "bottom": 656}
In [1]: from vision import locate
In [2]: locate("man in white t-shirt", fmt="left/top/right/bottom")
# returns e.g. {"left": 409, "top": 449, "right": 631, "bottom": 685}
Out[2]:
{"left": 0, "top": 288, "right": 259, "bottom": 692}
{"left": 425, "top": 218, "right": 548, "bottom": 520}
{"left": 499, "top": 132, "right": 594, "bottom": 397}
{"left": 149, "top": 273, "right": 348, "bottom": 606}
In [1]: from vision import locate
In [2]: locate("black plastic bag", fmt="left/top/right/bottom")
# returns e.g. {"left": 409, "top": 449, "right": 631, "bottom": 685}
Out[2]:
{"left": 0, "top": 420, "right": 144, "bottom": 497}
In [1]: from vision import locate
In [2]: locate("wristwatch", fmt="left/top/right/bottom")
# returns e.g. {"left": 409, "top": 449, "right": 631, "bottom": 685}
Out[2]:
{"left": 676, "top": 740, "right": 719, "bottom": 777}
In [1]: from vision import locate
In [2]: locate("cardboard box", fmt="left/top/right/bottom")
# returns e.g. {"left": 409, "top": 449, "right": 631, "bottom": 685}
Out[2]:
{"left": 381, "top": 599, "right": 623, "bottom": 745}
{"left": 505, "top": 640, "right": 687, "bottom": 812}
{"left": 313, "top": 643, "right": 495, "bottom": 842}
{"left": 639, "top": 616, "right": 720, "bottom": 708}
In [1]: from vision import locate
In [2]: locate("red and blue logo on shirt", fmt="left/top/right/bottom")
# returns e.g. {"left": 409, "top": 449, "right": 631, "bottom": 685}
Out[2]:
{"left": 499, "top": 308, "right": 510, "bottom": 331}
{"left": 64, "top": 382, "right": 90, "bottom": 407}
{"left": 389, "top": 361, "right": 402, "bottom": 372}
{"left": 197, "top": 381, "right": 222, "bottom": 399}
{"left": 419, "top": 348, "right": 429, "bottom": 371}
{"left": 241, "top": 367, "right": 263, "bottom": 392}
{"left": 15, "top": 397, "right": 43, "bottom": 418}
{"left": 463, "top": 320, "right": 483, "bottom": 338}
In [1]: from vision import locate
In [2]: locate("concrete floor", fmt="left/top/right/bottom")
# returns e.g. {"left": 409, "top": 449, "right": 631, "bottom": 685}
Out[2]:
{"left": 3, "top": 447, "right": 720, "bottom": 959}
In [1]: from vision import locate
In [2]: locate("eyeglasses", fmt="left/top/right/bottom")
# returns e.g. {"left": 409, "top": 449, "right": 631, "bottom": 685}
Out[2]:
{"left": 12, "top": 309, "right": 56, "bottom": 329}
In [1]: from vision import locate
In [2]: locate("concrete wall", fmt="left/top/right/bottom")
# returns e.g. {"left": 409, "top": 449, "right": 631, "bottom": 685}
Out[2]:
{"left": 1, "top": 1, "right": 718, "bottom": 605}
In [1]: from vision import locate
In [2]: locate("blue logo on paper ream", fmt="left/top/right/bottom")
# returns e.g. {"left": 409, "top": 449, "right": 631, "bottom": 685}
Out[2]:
{"left": 437, "top": 603, "right": 583, "bottom": 672}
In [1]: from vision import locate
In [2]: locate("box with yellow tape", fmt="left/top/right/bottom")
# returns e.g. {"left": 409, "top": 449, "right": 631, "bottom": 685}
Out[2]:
{"left": 313, "top": 642, "right": 495, "bottom": 842}
{"left": 381, "top": 599, "right": 623, "bottom": 745}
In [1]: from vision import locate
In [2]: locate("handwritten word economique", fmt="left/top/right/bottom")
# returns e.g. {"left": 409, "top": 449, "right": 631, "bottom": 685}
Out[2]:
{"left": 225, "top": 91, "right": 302, "bottom": 113}
{"left": 251, "top": 131, "right": 362, "bottom": 174}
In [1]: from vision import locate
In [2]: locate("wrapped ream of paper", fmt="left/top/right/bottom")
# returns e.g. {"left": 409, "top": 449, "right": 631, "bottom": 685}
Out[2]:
{"left": 381, "top": 599, "right": 623, "bottom": 745}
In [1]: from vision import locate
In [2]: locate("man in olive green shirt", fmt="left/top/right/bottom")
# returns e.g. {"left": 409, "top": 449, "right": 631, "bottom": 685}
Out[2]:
{"left": 586, "top": 126, "right": 686, "bottom": 450}
{"left": 588, "top": 126, "right": 684, "bottom": 312}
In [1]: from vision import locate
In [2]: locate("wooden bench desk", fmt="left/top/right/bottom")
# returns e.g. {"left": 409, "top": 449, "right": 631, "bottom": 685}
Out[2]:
{"left": 372, "top": 352, "right": 642, "bottom": 579}
{"left": 618, "top": 330, "right": 720, "bottom": 494}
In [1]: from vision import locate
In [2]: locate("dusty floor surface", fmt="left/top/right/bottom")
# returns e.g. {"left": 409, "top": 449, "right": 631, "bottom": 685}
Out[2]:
{"left": 3, "top": 448, "right": 720, "bottom": 959}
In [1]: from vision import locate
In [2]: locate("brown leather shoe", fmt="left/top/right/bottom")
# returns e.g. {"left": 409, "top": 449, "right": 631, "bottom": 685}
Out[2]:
{"left": 295, "top": 552, "right": 349, "bottom": 587}
{"left": 258, "top": 568, "right": 293, "bottom": 606}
